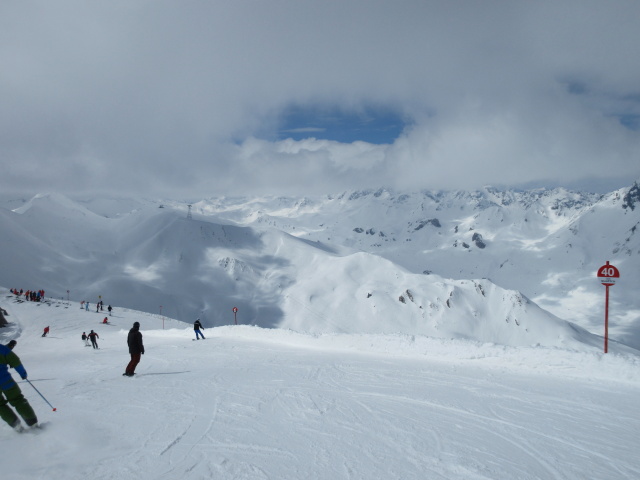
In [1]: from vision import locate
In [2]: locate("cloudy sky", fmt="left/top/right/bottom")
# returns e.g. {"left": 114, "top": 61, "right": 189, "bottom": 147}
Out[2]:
{"left": 1, "top": 1, "right": 639, "bottom": 198}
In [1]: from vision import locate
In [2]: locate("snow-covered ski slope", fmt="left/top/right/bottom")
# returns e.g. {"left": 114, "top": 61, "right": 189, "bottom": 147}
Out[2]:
{"left": 1, "top": 291, "right": 639, "bottom": 480}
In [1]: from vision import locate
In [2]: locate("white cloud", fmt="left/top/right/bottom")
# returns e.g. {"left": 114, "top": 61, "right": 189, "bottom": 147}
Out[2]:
{"left": 1, "top": 1, "right": 639, "bottom": 197}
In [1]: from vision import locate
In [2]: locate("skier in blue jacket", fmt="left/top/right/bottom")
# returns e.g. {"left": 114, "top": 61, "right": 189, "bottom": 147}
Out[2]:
{"left": 0, "top": 340, "right": 38, "bottom": 432}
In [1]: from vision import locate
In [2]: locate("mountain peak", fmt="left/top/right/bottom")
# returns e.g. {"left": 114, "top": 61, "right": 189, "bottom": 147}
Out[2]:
{"left": 13, "top": 192, "right": 96, "bottom": 218}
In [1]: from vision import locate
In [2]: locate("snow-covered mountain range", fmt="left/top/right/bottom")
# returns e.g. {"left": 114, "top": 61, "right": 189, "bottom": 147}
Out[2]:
{"left": 1, "top": 180, "right": 638, "bottom": 350}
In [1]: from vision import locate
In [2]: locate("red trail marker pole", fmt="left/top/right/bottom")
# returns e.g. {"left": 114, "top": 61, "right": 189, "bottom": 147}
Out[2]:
{"left": 597, "top": 261, "right": 620, "bottom": 354}
{"left": 604, "top": 284, "right": 610, "bottom": 353}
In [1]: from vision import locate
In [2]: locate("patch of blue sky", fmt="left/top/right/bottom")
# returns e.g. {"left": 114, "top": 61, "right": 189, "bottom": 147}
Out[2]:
{"left": 616, "top": 113, "right": 640, "bottom": 130}
{"left": 275, "top": 104, "right": 409, "bottom": 145}
{"left": 564, "top": 79, "right": 640, "bottom": 131}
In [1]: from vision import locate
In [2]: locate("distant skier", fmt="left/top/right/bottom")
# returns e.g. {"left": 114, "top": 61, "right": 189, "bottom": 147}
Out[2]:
{"left": 85, "top": 302, "right": 89, "bottom": 312}
{"left": 124, "top": 322, "right": 144, "bottom": 377}
{"left": 82, "top": 332, "right": 90, "bottom": 346}
{"left": 108, "top": 305, "right": 112, "bottom": 316}
{"left": 0, "top": 340, "right": 38, "bottom": 432}
{"left": 88, "top": 330, "right": 99, "bottom": 349}
{"left": 41, "top": 326, "right": 49, "bottom": 337}
{"left": 103, "top": 317, "right": 109, "bottom": 324}
{"left": 194, "top": 319, "right": 205, "bottom": 340}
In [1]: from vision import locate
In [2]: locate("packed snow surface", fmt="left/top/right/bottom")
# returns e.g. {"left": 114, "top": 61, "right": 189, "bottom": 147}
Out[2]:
{"left": 1, "top": 291, "right": 639, "bottom": 480}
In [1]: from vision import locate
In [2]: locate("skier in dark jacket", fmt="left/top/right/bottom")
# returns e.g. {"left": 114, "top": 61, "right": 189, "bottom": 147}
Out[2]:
{"left": 124, "top": 322, "right": 144, "bottom": 377}
{"left": 88, "top": 330, "right": 99, "bottom": 349}
{"left": 194, "top": 319, "right": 205, "bottom": 340}
{"left": 0, "top": 341, "right": 38, "bottom": 432}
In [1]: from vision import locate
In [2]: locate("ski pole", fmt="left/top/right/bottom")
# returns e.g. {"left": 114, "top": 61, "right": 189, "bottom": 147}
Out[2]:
{"left": 25, "top": 379, "right": 57, "bottom": 411}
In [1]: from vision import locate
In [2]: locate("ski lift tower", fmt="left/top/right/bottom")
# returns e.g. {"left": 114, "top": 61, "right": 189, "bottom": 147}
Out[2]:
{"left": 187, "top": 204, "right": 192, "bottom": 220}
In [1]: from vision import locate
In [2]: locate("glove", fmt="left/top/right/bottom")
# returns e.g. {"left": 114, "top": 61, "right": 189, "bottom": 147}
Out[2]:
{"left": 15, "top": 365, "right": 27, "bottom": 380}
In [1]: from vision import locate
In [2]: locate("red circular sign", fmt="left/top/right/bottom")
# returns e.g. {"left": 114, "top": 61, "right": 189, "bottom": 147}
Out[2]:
{"left": 232, "top": 307, "right": 238, "bottom": 313}
{"left": 597, "top": 262, "right": 620, "bottom": 286}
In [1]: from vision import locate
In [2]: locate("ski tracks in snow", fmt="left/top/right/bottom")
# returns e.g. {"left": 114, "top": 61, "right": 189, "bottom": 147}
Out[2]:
{"left": 154, "top": 397, "right": 221, "bottom": 479}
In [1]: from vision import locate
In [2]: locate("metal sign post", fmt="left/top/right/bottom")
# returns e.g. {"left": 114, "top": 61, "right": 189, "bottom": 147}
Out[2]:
{"left": 597, "top": 261, "right": 620, "bottom": 353}
{"left": 233, "top": 307, "right": 238, "bottom": 325}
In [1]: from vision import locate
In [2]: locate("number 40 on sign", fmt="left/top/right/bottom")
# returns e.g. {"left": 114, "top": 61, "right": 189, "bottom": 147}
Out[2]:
{"left": 598, "top": 261, "right": 620, "bottom": 286}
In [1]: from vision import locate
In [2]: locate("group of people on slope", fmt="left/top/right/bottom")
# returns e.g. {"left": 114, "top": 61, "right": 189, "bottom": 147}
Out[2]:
{"left": 2, "top": 309, "right": 211, "bottom": 432}
{"left": 80, "top": 300, "right": 113, "bottom": 315}
{"left": 10, "top": 289, "right": 45, "bottom": 302}
{"left": 1, "top": 319, "right": 145, "bottom": 433}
